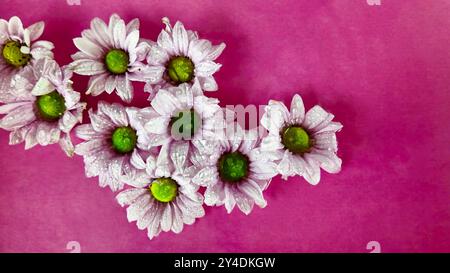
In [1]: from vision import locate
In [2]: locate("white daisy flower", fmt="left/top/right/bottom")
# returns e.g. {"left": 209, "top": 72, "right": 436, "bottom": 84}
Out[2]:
{"left": 70, "top": 14, "right": 152, "bottom": 103}
{"left": 74, "top": 101, "right": 154, "bottom": 191}
{"left": 0, "top": 16, "right": 54, "bottom": 92}
{"left": 260, "top": 94, "right": 343, "bottom": 185}
{"left": 144, "top": 17, "right": 225, "bottom": 98}
{"left": 116, "top": 142, "right": 205, "bottom": 240}
{"left": 140, "top": 80, "right": 225, "bottom": 151}
{"left": 191, "top": 125, "right": 278, "bottom": 215}
{"left": 0, "top": 58, "right": 86, "bottom": 156}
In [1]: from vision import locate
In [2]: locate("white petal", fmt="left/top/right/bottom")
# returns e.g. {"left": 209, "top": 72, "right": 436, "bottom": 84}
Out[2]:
{"left": 151, "top": 89, "right": 180, "bottom": 116}
{"left": 31, "top": 77, "right": 53, "bottom": 96}
{"left": 157, "top": 30, "right": 174, "bottom": 55}
{"left": 26, "top": 21, "right": 45, "bottom": 41}
{"left": 295, "top": 155, "right": 321, "bottom": 185}
{"left": 192, "top": 166, "right": 218, "bottom": 187}
{"left": 73, "top": 37, "right": 103, "bottom": 58}
{"left": 117, "top": 188, "right": 147, "bottom": 207}
{"left": 58, "top": 111, "right": 78, "bottom": 133}
{"left": 8, "top": 16, "right": 24, "bottom": 37}
{"left": 205, "top": 43, "right": 226, "bottom": 61}
{"left": 160, "top": 204, "right": 172, "bottom": 232}
{"left": 126, "top": 18, "right": 140, "bottom": 34}
{"left": 195, "top": 61, "right": 221, "bottom": 77}
{"left": 0, "top": 101, "right": 30, "bottom": 114}
{"left": 155, "top": 144, "right": 172, "bottom": 177}
{"left": 98, "top": 102, "right": 128, "bottom": 127}
{"left": 172, "top": 21, "right": 189, "bottom": 55}
{"left": 112, "top": 18, "right": 127, "bottom": 49}
{"left": 290, "top": 94, "right": 305, "bottom": 124}
{"left": 125, "top": 30, "right": 139, "bottom": 52}
{"left": 86, "top": 74, "right": 108, "bottom": 95}
{"left": 171, "top": 204, "right": 184, "bottom": 234}
{"left": 144, "top": 116, "right": 169, "bottom": 134}
{"left": 105, "top": 75, "right": 117, "bottom": 94}
{"left": 261, "top": 100, "right": 290, "bottom": 133}
{"left": 147, "top": 45, "right": 169, "bottom": 65}
{"left": 239, "top": 179, "right": 267, "bottom": 208}
{"left": 59, "top": 133, "right": 75, "bottom": 157}
{"left": 199, "top": 76, "right": 218, "bottom": 92}
{"left": 277, "top": 150, "right": 295, "bottom": 179}
{"left": 75, "top": 124, "right": 101, "bottom": 140}
{"left": 303, "top": 105, "right": 333, "bottom": 131}
{"left": 0, "top": 104, "right": 35, "bottom": 130}
{"left": 115, "top": 76, "right": 133, "bottom": 103}
{"left": 89, "top": 108, "right": 115, "bottom": 132}
{"left": 224, "top": 185, "right": 236, "bottom": 213}
{"left": 36, "top": 122, "right": 60, "bottom": 145}
{"left": 130, "top": 149, "right": 146, "bottom": 170}
{"left": 170, "top": 141, "right": 189, "bottom": 171}
{"left": 71, "top": 59, "right": 105, "bottom": 76}
{"left": 308, "top": 149, "right": 342, "bottom": 174}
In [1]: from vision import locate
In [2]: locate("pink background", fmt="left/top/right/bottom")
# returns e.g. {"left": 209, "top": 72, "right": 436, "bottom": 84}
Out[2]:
{"left": 1, "top": 0, "right": 450, "bottom": 253}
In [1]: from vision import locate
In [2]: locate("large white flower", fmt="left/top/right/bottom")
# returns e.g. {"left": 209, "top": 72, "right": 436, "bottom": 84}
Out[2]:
{"left": 191, "top": 125, "right": 277, "bottom": 215}
{"left": 144, "top": 17, "right": 225, "bottom": 98}
{"left": 139, "top": 80, "right": 225, "bottom": 151}
{"left": 70, "top": 14, "right": 152, "bottom": 102}
{"left": 0, "top": 16, "right": 54, "bottom": 93}
{"left": 74, "top": 101, "right": 153, "bottom": 191}
{"left": 0, "top": 58, "right": 85, "bottom": 156}
{"left": 117, "top": 142, "right": 205, "bottom": 240}
{"left": 260, "top": 94, "right": 343, "bottom": 185}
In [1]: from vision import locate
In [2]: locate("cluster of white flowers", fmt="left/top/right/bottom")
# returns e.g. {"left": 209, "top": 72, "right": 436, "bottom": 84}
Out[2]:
{"left": 0, "top": 14, "right": 342, "bottom": 240}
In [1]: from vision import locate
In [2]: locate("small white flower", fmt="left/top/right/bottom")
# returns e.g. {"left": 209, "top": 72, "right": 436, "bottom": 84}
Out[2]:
{"left": 191, "top": 125, "right": 277, "bottom": 215}
{"left": 70, "top": 14, "right": 152, "bottom": 103}
{"left": 0, "top": 58, "right": 85, "bottom": 156}
{"left": 139, "top": 80, "right": 225, "bottom": 151}
{"left": 0, "top": 16, "right": 54, "bottom": 93}
{"left": 117, "top": 142, "right": 205, "bottom": 240}
{"left": 144, "top": 17, "right": 225, "bottom": 99}
{"left": 74, "top": 101, "right": 153, "bottom": 191}
{"left": 260, "top": 94, "right": 343, "bottom": 185}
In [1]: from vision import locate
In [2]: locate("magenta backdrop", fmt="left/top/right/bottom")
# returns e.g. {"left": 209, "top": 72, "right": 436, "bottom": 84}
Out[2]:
{"left": 1, "top": 0, "right": 450, "bottom": 253}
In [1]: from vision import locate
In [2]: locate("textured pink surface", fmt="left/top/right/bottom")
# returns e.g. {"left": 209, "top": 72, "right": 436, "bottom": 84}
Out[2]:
{"left": 1, "top": 0, "right": 450, "bottom": 253}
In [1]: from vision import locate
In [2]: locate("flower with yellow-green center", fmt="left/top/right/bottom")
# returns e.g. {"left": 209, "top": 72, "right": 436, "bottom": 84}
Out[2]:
{"left": 116, "top": 142, "right": 205, "bottom": 240}
{"left": 144, "top": 17, "right": 226, "bottom": 100}
{"left": 260, "top": 94, "right": 343, "bottom": 185}
{"left": 137, "top": 80, "right": 225, "bottom": 151}
{"left": 191, "top": 125, "right": 277, "bottom": 215}
{"left": 74, "top": 101, "right": 151, "bottom": 192}
{"left": 70, "top": 14, "right": 154, "bottom": 103}
{"left": 0, "top": 58, "right": 85, "bottom": 156}
{"left": 0, "top": 16, "right": 54, "bottom": 90}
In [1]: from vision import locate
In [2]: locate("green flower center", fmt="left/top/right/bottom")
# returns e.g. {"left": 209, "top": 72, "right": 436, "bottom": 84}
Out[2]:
{"left": 105, "top": 49, "right": 129, "bottom": 74}
{"left": 35, "top": 91, "right": 67, "bottom": 121}
{"left": 281, "top": 125, "right": 312, "bottom": 154}
{"left": 2, "top": 40, "right": 31, "bottom": 68}
{"left": 111, "top": 126, "right": 137, "bottom": 154}
{"left": 169, "top": 109, "right": 201, "bottom": 139}
{"left": 149, "top": 177, "right": 179, "bottom": 203}
{"left": 166, "top": 56, "right": 194, "bottom": 84}
{"left": 218, "top": 152, "right": 250, "bottom": 183}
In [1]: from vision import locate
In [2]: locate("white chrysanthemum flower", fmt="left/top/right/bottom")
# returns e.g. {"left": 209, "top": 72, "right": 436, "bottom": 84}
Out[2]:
{"left": 139, "top": 80, "right": 225, "bottom": 151}
{"left": 74, "top": 101, "right": 154, "bottom": 191}
{"left": 144, "top": 17, "right": 225, "bottom": 98}
{"left": 117, "top": 142, "right": 205, "bottom": 240}
{"left": 0, "top": 16, "right": 54, "bottom": 91}
{"left": 191, "top": 125, "right": 277, "bottom": 215}
{"left": 260, "top": 94, "right": 343, "bottom": 185}
{"left": 70, "top": 14, "right": 152, "bottom": 103}
{"left": 0, "top": 58, "right": 85, "bottom": 156}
